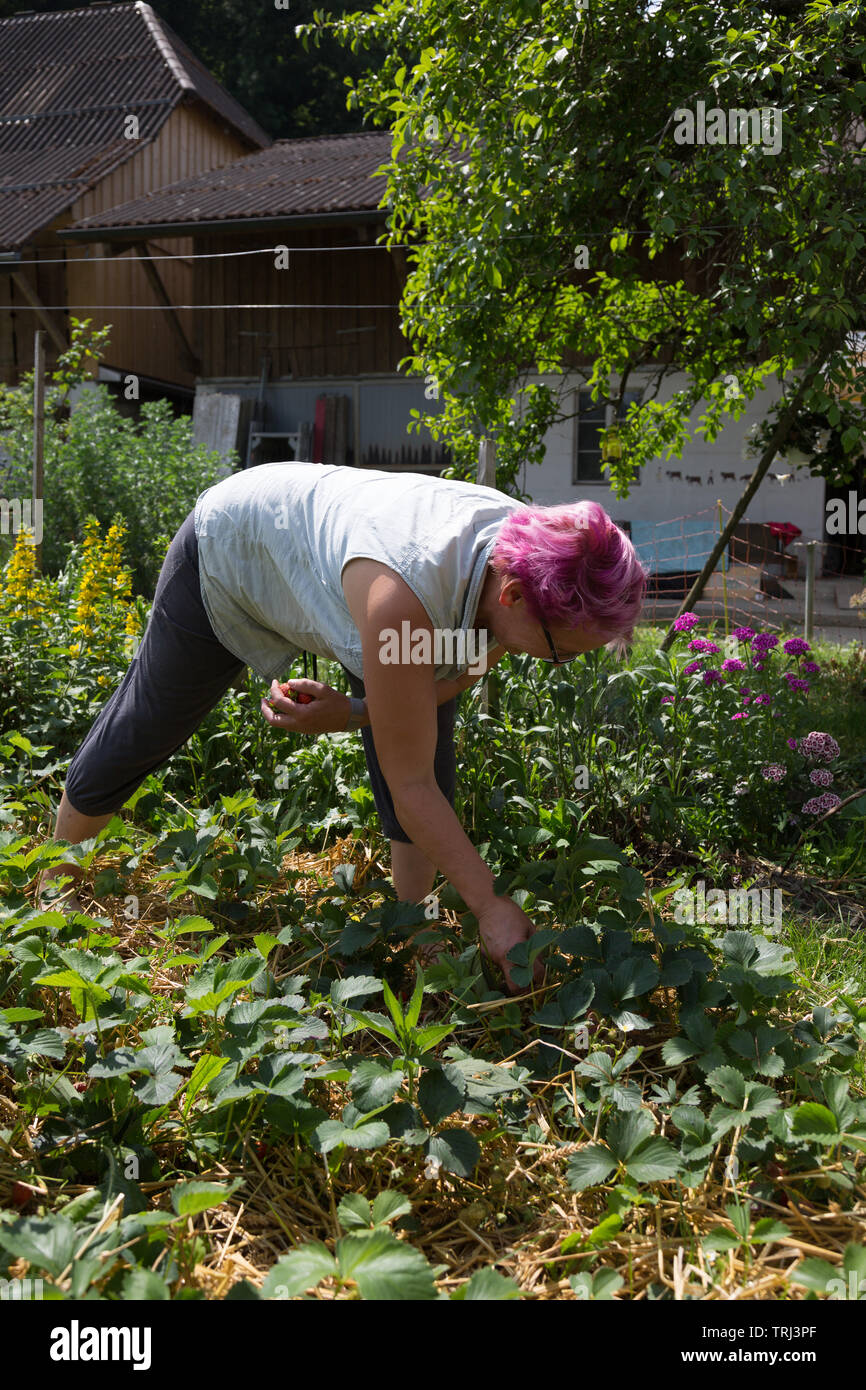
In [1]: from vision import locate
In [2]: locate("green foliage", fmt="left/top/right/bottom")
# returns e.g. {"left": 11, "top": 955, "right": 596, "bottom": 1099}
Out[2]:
{"left": 303, "top": 0, "right": 866, "bottom": 492}
{"left": 0, "top": 581, "right": 864, "bottom": 1299}
{"left": 0, "top": 322, "right": 226, "bottom": 592}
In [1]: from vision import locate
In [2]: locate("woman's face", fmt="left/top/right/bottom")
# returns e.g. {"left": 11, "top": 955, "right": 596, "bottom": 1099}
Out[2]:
{"left": 478, "top": 570, "right": 609, "bottom": 663}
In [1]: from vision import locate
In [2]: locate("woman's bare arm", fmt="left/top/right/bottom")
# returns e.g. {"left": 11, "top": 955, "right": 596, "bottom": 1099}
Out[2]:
{"left": 341, "top": 558, "right": 501, "bottom": 914}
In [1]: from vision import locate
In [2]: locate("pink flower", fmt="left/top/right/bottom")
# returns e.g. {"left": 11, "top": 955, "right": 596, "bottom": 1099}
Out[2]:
{"left": 809, "top": 768, "right": 833, "bottom": 786}
{"left": 722, "top": 658, "right": 746, "bottom": 673}
{"left": 661, "top": 694, "right": 675, "bottom": 704}
{"left": 761, "top": 764, "right": 786, "bottom": 782}
{"left": 802, "top": 791, "right": 841, "bottom": 815}
{"left": 798, "top": 731, "right": 840, "bottom": 762}
{"left": 731, "top": 711, "right": 749, "bottom": 720}
{"left": 753, "top": 693, "right": 771, "bottom": 706}
{"left": 689, "top": 638, "right": 720, "bottom": 654}
{"left": 786, "top": 737, "right": 798, "bottom": 750}
{"left": 733, "top": 626, "right": 755, "bottom": 642}
{"left": 754, "top": 661, "right": 765, "bottom": 672}
{"left": 683, "top": 660, "right": 704, "bottom": 676}
{"left": 674, "top": 612, "right": 700, "bottom": 632}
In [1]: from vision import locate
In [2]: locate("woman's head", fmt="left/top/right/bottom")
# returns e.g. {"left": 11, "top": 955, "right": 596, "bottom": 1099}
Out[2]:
{"left": 489, "top": 500, "right": 647, "bottom": 655}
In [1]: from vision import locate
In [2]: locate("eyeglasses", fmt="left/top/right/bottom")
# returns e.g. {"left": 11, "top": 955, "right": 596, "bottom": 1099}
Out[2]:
{"left": 540, "top": 622, "right": 582, "bottom": 665}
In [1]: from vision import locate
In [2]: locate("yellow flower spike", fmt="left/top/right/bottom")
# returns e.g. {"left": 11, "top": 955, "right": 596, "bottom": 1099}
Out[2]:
{"left": 0, "top": 528, "right": 48, "bottom": 617}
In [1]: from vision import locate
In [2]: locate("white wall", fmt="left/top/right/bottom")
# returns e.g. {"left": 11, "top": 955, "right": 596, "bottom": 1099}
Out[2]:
{"left": 519, "top": 371, "right": 826, "bottom": 543}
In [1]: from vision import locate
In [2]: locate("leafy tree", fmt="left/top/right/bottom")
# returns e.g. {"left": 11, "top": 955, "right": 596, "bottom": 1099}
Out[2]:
{"left": 302, "top": 0, "right": 866, "bottom": 501}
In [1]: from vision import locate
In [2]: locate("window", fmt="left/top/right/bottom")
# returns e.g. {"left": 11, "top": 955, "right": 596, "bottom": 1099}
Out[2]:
{"left": 573, "top": 387, "right": 643, "bottom": 485}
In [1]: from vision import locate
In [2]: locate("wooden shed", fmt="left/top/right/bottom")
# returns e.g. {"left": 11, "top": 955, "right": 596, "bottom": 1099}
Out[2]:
{"left": 63, "top": 133, "right": 453, "bottom": 472}
{"left": 0, "top": 1, "right": 270, "bottom": 394}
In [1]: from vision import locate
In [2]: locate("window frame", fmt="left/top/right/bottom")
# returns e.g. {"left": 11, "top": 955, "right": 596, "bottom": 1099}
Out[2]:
{"left": 572, "top": 386, "right": 644, "bottom": 487}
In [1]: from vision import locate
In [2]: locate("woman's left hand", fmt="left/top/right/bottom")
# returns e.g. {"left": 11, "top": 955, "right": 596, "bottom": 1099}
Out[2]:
{"left": 260, "top": 679, "right": 352, "bottom": 735}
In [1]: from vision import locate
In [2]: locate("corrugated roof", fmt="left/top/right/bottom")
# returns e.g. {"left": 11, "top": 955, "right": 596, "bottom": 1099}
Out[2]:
{"left": 64, "top": 132, "right": 393, "bottom": 236}
{"left": 0, "top": 2, "right": 270, "bottom": 252}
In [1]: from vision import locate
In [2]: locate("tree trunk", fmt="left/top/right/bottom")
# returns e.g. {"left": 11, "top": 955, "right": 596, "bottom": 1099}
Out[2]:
{"left": 659, "top": 336, "right": 839, "bottom": 651}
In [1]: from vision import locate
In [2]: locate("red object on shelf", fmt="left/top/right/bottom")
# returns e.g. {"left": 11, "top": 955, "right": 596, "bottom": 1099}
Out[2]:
{"left": 767, "top": 522, "right": 802, "bottom": 546}
{"left": 311, "top": 396, "right": 327, "bottom": 463}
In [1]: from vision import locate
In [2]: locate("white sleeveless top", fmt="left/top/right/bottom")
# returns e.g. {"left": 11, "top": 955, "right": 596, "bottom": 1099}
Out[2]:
{"left": 194, "top": 463, "right": 522, "bottom": 683}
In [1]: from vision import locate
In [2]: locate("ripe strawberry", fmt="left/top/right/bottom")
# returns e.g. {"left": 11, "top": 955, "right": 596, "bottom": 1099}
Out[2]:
{"left": 278, "top": 682, "right": 314, "bottom": 705}
{"left": 74, "top": 1081, "right": 88, "bottom": 1093}
{"left": 10, "top": 1181, "right": 35, "bottom": 1208}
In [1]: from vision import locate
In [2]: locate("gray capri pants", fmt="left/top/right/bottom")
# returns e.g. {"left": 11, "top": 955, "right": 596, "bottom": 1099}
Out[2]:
{"left": 65, "top": 509, "right": 458, "bottom": 843}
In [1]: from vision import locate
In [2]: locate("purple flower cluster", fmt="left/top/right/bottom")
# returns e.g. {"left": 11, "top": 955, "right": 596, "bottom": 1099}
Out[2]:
{"left": 721, "top": 658, "right": 746, "bottom": 673}
{"left": 733, "top": 626, "right": 755, "bottom": 642}
{"left": 753, "top": 692, "right": 771, "bottom": 706}
{"left": 802, "top": 661, "right": 821, "bottom": 676}
{"left": 809, "top": 767, "right": 834, "bottom": 787}
{"left": 702, "top": 668, "right": 723, "bottom": 686}
{"left": 673, "top": 612, "right": 700, "bottom": 632}
{"left": 761, "top": 764, "right": 786, "bottom": 782}
{"left": 661, "top": 694, "right": 675, "bottom": 704}
{"left": 731, "top": 711, "right": 749, "bottom": 721}
{"left": 688, "top": 638, "right": 720, "bottom": 654}
{"left": 802, "top": 792, "right": 842, "bottom": 815}
{"left": 683, "top": 659, "right": 704, "bottom": 676}
{"left": 752, "top": 633, "right": 779, "bottom": 652}
{"left": 798, "top": 731, "right": 840, "bottom": 762}
{"left": 783, "top": 638, "right": 811, "bottom": 656}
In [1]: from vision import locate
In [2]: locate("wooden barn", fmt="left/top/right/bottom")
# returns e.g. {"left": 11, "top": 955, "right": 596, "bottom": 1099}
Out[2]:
{"left": 61, "top": 123, "right": 847, "bottom": 601}
{"left": 62, "top": 131, "right": 452, "bottom": 470}
{"left": 0, "top": 1, "right": 269, "bottom": 398}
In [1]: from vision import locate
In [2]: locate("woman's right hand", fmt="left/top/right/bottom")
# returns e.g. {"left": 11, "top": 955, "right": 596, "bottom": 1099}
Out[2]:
{"left": 260, "top": 679, "right": 353, "bottom": 735}
{"left": 476, "top": 896, "right": 545, "bottom": 995}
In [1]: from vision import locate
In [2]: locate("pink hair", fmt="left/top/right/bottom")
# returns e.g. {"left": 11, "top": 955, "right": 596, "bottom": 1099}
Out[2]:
{"left": 490, "top": 500, "right": 647, "bottom": 648}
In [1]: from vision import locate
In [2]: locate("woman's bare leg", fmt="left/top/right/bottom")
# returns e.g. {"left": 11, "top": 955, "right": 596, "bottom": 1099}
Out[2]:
{"left": 390, "top": 839, "right": 447, "bottom": 969}
{"left": 37, "top": 788, "right": 114, "bottom": 905}
{"left": 390, "top": 838, "right": 436, "bottom": 903}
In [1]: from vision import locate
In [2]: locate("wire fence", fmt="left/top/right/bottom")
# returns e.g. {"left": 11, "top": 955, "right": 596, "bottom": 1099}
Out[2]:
{"left": 628, "top": 503, "right": 866, "bottom": 641}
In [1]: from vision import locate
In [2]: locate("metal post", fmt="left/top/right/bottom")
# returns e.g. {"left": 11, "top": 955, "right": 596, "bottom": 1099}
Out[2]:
{"left": 32, "top": 330, "right": 45, "bottom": 572}
{"left": 477, "top": 439, "right": 497, "bottom": 716}
{"left": 477, "top": 437, "right": 496, "bottom": 489}
{"left": 718, "top": 499, "right": 729, "bottom": 638}
{"left": 804, "top": 540, "right": 817, "bottom": 642}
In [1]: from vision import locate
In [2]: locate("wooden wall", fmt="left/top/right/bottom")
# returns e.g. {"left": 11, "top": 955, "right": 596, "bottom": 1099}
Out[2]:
{"left": 195, "top": 227, "right": 410, "bottom": 380}
{"left": 1, "top": 103, "right": 255, "bottom": 386}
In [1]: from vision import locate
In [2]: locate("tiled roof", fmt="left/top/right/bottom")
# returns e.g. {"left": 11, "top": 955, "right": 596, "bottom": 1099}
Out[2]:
{"left": 65, "top": 132, "right": 393, "bottom": 235}
{"left": 0, "top": 2, "right": 270, "bottom": 252}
